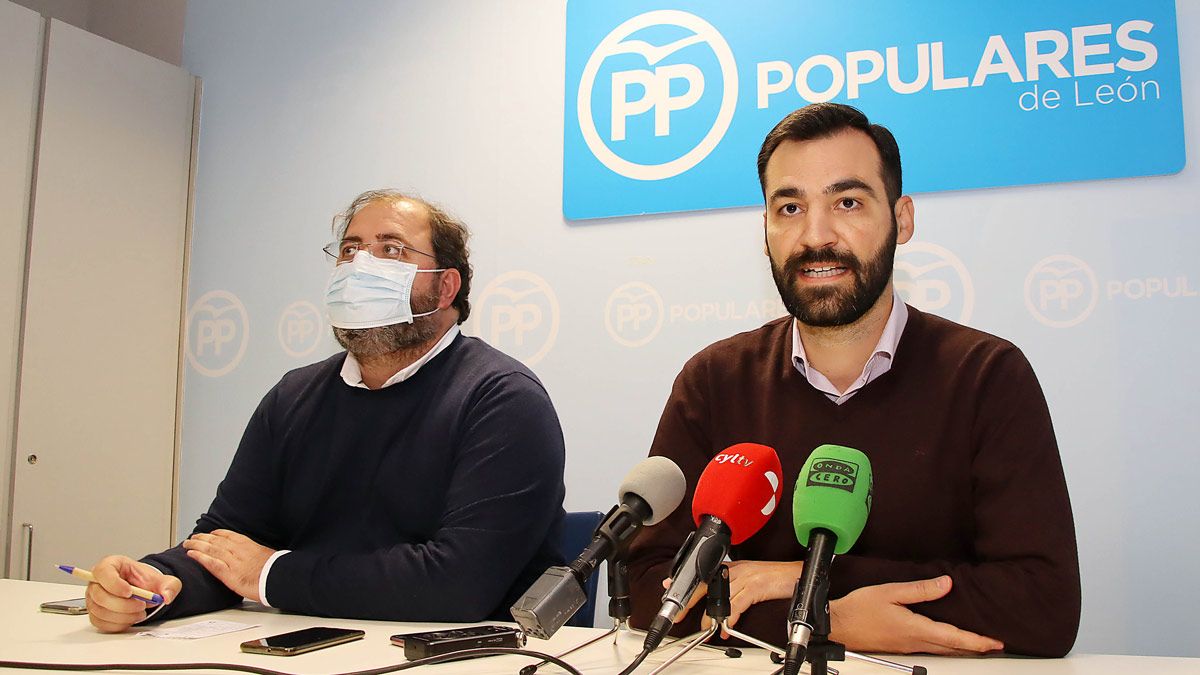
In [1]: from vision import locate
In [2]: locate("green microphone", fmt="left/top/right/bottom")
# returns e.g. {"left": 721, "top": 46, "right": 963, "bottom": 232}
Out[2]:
{"left": 784, "top": 444, "right": 873, "bottom": 675}
{"left": 792, "top": 444, "right": 873, "bottom": 553}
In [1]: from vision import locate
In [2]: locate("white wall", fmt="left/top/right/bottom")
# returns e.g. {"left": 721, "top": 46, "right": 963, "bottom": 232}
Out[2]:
{"left": 180, "top": 0, "right": 1200, "bottom": 656}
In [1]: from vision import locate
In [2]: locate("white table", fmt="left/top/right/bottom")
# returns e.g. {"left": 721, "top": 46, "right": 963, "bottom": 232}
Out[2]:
{"left": 2, "top": 580, "right": 1195, "bottom": 674}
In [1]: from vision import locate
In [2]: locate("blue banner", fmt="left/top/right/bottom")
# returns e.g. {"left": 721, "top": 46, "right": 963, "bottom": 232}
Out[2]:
{"left": 563, "top": 0, "right": 1185, "bottom": 220}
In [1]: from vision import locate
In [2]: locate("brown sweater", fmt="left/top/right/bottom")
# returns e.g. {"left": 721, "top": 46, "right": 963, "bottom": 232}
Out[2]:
{"left": 626, "top": 307, "right": 1081, "bottom": 657}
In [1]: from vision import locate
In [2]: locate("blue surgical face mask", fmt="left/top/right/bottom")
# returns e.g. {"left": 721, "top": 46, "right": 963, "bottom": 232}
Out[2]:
{"left": 325, "top": 251, "right": 445, "bottom": 329}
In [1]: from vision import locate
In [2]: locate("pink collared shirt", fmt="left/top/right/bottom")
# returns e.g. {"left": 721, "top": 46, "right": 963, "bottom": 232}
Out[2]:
{"left": 791, "top": 290, "right": 909, "bottom": 405}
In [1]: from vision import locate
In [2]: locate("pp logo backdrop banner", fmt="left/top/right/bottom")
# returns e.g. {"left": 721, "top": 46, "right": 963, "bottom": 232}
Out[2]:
{"left": 563, "top": 0, "right": 1185, "bottom": 220}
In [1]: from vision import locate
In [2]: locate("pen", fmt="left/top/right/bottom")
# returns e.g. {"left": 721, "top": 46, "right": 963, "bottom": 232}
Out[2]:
{"left": 55, "top": 564, "right": 164, "bottom": 605}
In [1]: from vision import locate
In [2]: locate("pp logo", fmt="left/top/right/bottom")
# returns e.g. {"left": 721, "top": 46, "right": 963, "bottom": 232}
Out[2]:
{"left": 895, "top": 242, "right": 975, "bottom": 324}
{"left": 1024, "top": 254, "right": 1099, "bottom": 328}
{"left": 807, "top": 459, "right": 859, "bottom": 493}
{"left": 605, "top": 282, "right": 665, "bottom": 347}
{"left": 472, "top": 271, "right": 560, "bottom": 366}
{"left": 578, "top": 9, "right": 737, "bottom": 180}
{"left": 277, "top": 301, "right": 323, "bottom": 358}
{"left": 186, "top": 290, "right": 249, "bottom": 377}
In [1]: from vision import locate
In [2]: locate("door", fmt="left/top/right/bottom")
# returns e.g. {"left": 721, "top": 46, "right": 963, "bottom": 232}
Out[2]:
{"left": 7, "top": 19, "right": 195, "bottom": 581}
{"left": 0, "top": 1, "right": 43, "bottom": 578}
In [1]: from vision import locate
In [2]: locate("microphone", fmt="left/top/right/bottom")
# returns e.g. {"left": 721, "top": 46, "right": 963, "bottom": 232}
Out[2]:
{"left": 644, "top": 443, "right": 782, "bottom": 651}
{"left": 784, "top": 444, "right": 873, "bottom": 675}
{"left": 511, "top": 456, "right": 686, "bottom": 639}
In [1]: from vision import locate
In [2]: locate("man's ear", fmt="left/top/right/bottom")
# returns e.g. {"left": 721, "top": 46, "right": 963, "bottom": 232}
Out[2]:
{"left": 895, "top": 196, "right": 915, "bottom": 245}
{"left": 438, "top": 268, "right": 461, "bottom": 309}
{"left": 762, "top": 211, "right": 770, "bottom": 256}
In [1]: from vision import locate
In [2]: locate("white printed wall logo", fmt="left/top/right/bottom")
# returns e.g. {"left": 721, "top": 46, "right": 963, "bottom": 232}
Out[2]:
{"left": 472, "top": 271, "right": 560, "bottom": 366}
{"left": 1024, "top": 254, "right": 1099, "bottom": 328}
{"left": 1106, "top": 275, "right": 1197, "bottom": 301}
{"left": 605, "top": 281, "right": 664, "bottom": 347}
{"left": 668, "top": 297, "right": 786, "bottom": 325}
{"left": 578, "top": 10, "right": 737, "bottom": 180}
{"left": 605, "top": 281, "right": 786, "bottom": 347}
{"left": 186, "top": 290, "right": 249, "bottom": 377}
{"left": 894, "top": 242, "right": 975, "bottom": 324}
{"left": 277, "top": 301, "right": 323, "bottom": 358}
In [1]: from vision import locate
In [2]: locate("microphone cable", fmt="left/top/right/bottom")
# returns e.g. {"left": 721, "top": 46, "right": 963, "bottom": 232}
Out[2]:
{"left": 0, "top": 646, "right": 584, "bottom": 675}
{"left": 518, "top": 622, "right": 620, "bottom": 675}
{"left": 615, "top": 645, "right": 652, "bottom": 675}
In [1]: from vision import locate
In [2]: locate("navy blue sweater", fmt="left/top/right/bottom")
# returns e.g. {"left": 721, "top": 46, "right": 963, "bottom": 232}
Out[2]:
{"left": 144, "top": 333, "right": 566, "bottom": 622}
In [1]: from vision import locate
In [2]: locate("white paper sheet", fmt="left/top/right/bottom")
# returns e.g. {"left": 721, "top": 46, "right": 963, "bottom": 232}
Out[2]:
{"left": 137, "top": 619, "right": 259, "bottom": 639}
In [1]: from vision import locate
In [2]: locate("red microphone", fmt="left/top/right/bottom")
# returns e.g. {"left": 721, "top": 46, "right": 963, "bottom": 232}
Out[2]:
{"left": 692, "top": 442, "right": 783, "bottom": 544}
{"left": 645, "top": 443, "right": 783, "bottom": 650}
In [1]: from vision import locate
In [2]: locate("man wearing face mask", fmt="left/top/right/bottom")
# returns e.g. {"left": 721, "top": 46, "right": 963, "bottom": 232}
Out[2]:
{"left": 83, "top": 190, "right": 567, "bottom": 631}
{"left": 627, "top": 104, "right": 1080, "bottom": 657}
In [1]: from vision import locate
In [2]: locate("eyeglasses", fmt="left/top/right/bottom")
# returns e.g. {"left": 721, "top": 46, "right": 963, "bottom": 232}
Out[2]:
{"left": 323, "top": 238, "right": 438, "bottom": 264}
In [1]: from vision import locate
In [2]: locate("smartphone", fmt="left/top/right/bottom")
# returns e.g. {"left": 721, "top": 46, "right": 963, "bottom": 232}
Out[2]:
{"left": 40, "top": 598, "right": 89, "bottom": 615}
{"left": 390, "top": 625, "right": 525, "bottom": 660}
{"left": 240, "top": 627, "right": 365, "bottom": 656}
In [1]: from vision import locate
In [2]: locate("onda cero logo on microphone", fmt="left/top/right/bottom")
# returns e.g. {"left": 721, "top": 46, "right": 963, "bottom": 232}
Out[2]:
{"left": 577, "top": 9, "right": 737, "bottom": 181}
{"left": 807, "top": 459, "right": 860, "bottom": 493}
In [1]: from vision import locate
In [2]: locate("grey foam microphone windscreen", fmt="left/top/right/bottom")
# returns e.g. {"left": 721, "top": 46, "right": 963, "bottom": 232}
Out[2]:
{"left": 618, "top": 456, "right": 687, "bottom": 526}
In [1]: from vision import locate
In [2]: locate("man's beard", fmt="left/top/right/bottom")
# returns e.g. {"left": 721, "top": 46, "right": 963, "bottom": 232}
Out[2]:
{"left": 332, "top": 285, "right": 441, "bottom": 358}
{"left": 770, "top": 220, "right": 898, "bottom": 328}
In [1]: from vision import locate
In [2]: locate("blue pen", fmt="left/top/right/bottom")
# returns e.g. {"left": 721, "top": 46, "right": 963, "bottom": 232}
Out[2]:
{"left": 56, "top": 564, "right": 164, "bottom": 605}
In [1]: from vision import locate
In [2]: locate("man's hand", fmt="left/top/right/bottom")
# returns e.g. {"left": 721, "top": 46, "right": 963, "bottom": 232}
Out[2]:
{"left": 85, "top": 555, "right": 181, "bottom": 633}
{"left": 666, "top": 560, "right": 805, "bottom": 635}
{"left": 830, "top": 575, "right": 1005, "bottom": 655}
{"left": 723, "top": 560, "right": 803, "bottom": 629}
{"left": 182, "top": 529, "right": 274, "bottom": 601}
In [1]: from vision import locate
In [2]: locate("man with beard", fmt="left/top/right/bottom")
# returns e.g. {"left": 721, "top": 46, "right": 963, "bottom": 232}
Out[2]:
{"left": 83, "top": 190, "right": 566, "bottom": 631}
{"left": 627, "top": 104, "right": 1080, "bottom": 657}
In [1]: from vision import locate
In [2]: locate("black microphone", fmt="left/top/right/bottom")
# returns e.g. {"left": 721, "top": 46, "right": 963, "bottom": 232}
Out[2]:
{"left": 511, "top": 456, "right": 686, "bottom": 639}
{"left": 643, "top": 443, "right": 783, "bottom": 651}
{"left": 784, "top": 445, "right": 873, "bottom": 675}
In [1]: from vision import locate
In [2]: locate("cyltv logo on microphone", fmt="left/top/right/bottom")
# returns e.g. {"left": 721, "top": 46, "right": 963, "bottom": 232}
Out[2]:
{"left": 806, "top": 459, "right": 859, "bottom": 493}
{"left": 713, "top": 451, "right": 753, "bottom": 467}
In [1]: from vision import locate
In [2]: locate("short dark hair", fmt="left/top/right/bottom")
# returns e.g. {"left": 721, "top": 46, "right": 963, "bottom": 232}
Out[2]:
{"left": 332, "top": 189, "right": 473, "bottom": 324}
{"left": 757, "top": 103, "right": 902, "bottom": 206}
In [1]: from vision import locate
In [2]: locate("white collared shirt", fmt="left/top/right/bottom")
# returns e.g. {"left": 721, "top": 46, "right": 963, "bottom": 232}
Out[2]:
{"left": 338, "top": 324, "right": 461, "bottom": 389}
{"left": 791, "top": 290, "right": 909, "bottom": 405}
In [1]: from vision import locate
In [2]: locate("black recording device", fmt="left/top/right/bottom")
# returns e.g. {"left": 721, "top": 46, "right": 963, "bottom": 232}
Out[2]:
{"left": 390, "top": 625, "right": 525, "bottom": 661}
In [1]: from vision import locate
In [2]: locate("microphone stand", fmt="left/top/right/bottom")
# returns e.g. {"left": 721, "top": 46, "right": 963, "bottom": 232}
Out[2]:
{"left": 518, "top": 559, "right": 629, "bottom": 675}
{"left": 645, "top": 564, "right": 729, "bottom": 675}
{"left": 778, "top": 558, "right": 925, "bottom": 675}
{"left": 781, "top": 531, "right": 845, "bottom": 675}
{"left": 527, "top": 561, "right": 750, "bottom": 675}
{"left": 642, "top": 564, "right": 920, "bottom": 675}
{"left": 800, "top": 585, "right": 844, "bottom": 675}
{"left": 771, "top": 649, "right": 927, "bottom": 675}
{"left": 649, "top": 564, "right": 833, "bottom": 675}
{"left": 712, "top": 559, "right": 842, "bottom": 675}
{"left": 617, "top": 559, "right": 741, "bottom": 659}
{"left": 609, "top": 558, "right": 633, "bottom": 637}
